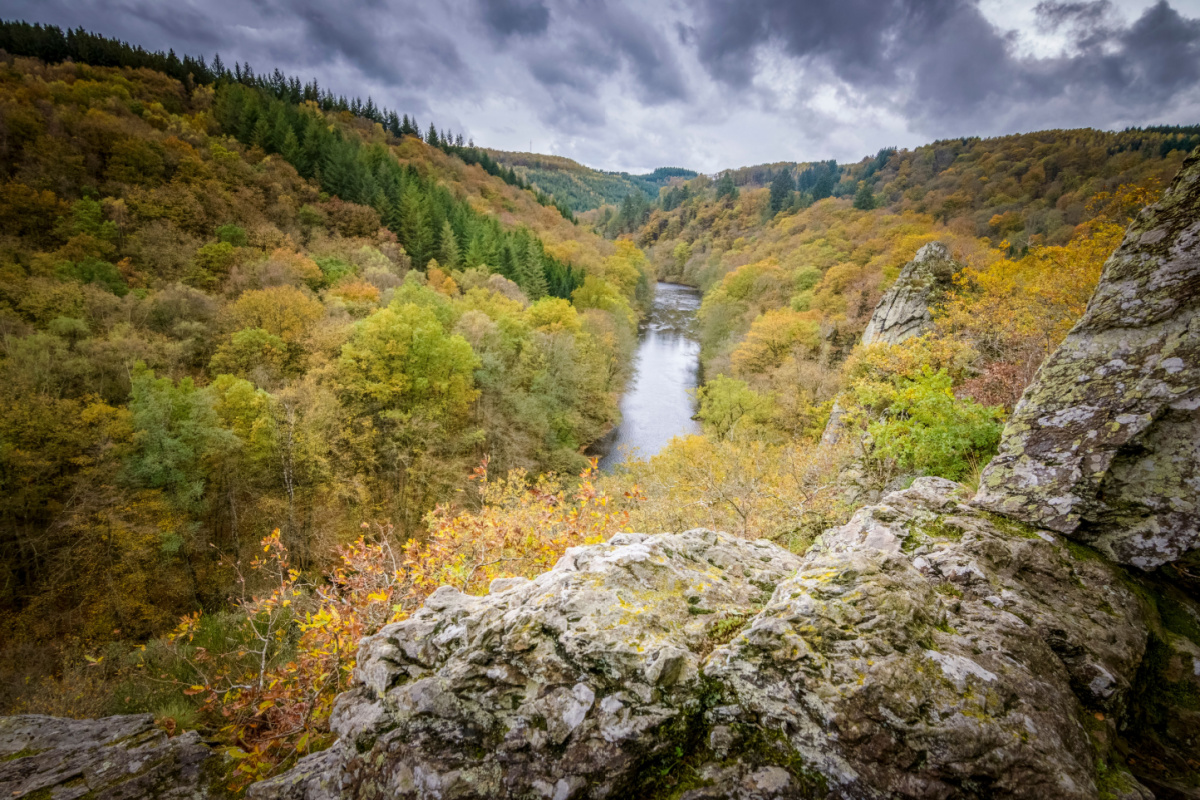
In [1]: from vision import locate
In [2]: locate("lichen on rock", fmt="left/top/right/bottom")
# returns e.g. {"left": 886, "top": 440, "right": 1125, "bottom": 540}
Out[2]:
{"left": 248, "top": 529, "right": 801, "bottom": 800}
{"left": 250, "top": 480, "right": 1159, "bottom": 800}
{"left": 696, "top": 478, "right": 1150, "bottom": 800}
{"left": 860, "top": 242, "right": 963, "bottom": 348}
{"left": 0, "top": 713, "right": 221, "bottom": 799}
{"left": 974, "top": 149, "right": 1200, "bottom": 570}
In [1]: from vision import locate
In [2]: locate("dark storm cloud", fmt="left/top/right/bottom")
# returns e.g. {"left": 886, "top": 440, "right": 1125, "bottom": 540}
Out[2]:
{"left": 479, "top": 0, "right": 551, "bottom": 39}
{"left": 1036, "top": 0, "right": 1114, "bottom": 30}
{"left": 693, "top": 0, "right": 966, "bottom": 88}
{"left": 690, "top": 0, "right": 1200, "bottom": 125}
{"left": 243, "top": 0, "right": 468, "bottom": 90}
{"left": 500, "top": 0, "right": 689, "bottom": 105}
{"left": 2, "top": 0, "right": 467, "bottom": 93}
{"left": 1118, "top": 1, "right": 1200, "bottom": 95}
{"left": 2, "top": 0, "right": 1199, "bottom": 169}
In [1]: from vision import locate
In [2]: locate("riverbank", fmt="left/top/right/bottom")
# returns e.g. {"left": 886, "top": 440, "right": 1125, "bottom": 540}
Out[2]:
{"left": 593, "top": 282, "right": 702, "bottom": 470}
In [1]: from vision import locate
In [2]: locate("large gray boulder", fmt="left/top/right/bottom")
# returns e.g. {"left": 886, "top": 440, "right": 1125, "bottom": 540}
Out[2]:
{"left": 249, "top": 529, "right": 803, "bottom": 800}
{"left": 974, "top": 150, "right": 1200, "bottom": 571}
{"left": 695, "top": 478, "right": 1152, "bottom": 800}
{"left": 250, "top": 480, "right": 1160, "bottom": 800}
{"left": 860, "top": 242, "right": 963, "bottom": 347}
{"left": 0, "top": 713, "right": 221, "bottom": 799}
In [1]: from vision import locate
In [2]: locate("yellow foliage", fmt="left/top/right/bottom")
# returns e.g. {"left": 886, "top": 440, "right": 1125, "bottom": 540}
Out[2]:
{"left": 571, "top": 275, "right": 636, "bottom": 330}
{"left": 267, "top": 248, "right": 321, "bottom": 284}
{"left": 598, "top": 239, "right": 649, "bottom": 299}
{"left": 527, "top": 296, "right": 582, "bottom": 333}
{"left": 938, "top": 217, "right": 1129, "bottom": 370}
{"left": 233, "top": 285, "right": 324, "bottom": 344}
{"left": 328, "top": 279, "right": 380, "bottom": 304}
{"left": 543, "top": 238, "right": 582, "bottom": 265}
{"left": 731, "top": 308, "right": 821, "bottom": 375}
{"left": 609, "top": 434, "right": 852, "bottom": 550}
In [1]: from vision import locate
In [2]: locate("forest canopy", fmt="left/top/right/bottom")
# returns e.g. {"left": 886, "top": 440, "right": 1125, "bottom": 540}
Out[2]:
{"left": 0, "top": 46, "right": 647, "bottom": 718}
{"left": 0, "top": 19, "right": 1190, "bottom": 794}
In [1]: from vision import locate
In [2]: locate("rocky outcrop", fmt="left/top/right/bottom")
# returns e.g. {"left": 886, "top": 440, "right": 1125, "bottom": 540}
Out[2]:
{"left": 860, "top": 242, "right": 963, "bottom": 347}
{"left": 251, "top": 480, "right": 1165, "bottom": 800}
{"left": 244, "top": 156, "right": 1200, "bottom": 800}
{"left": 249, "top": 529, "right": 802, "bottom": 800}
{"left": 0, "top": 713, "right": 221, "bottom": 799}
{"left": 700, "top": 479, "right": 1152, "bottom": 800}
{"left": 821, "top": 241, "right": 962, "bottom": 450}
{"left": 974, "top": 150, "right": 1200, "bottom": 571}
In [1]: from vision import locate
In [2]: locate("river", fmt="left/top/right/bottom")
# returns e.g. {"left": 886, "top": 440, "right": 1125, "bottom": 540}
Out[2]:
{"left": 597, "top": 282, "right": 702, "bottom": 471}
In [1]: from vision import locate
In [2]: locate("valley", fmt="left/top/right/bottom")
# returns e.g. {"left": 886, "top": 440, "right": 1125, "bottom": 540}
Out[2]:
{"left": 0, "top": 14, "right": 1198, "bottom": 800}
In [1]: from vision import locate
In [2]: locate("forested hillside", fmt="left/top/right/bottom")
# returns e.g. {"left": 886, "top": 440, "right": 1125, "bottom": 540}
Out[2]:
{"left": 616, "top": 129, "right": 1186, "bottom": 422}
{"left": 491, "top": 150, "right": 696, "bottom": 212}
{"left": 0, "top": 47, "right": 649, "bottom": 711}
{"left": 2, "top": 19, "right": 1196, "bottom": 796}
{"left": 586, "top": 127, "right": 1183, "bottom": 554}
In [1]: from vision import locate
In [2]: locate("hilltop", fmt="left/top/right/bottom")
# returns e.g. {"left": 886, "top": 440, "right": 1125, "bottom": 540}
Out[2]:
{"left": 490, "top": 149, "right": 696, "bottom": 212}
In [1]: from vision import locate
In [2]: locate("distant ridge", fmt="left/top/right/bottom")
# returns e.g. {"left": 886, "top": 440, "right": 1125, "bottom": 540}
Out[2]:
{"left": 490, "top": 150, "right": 697, "bottom": 212}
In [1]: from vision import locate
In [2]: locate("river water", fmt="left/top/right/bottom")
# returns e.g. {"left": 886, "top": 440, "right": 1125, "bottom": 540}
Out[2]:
{"left": 597, "top": 282, "right": 702, "bottom": 471}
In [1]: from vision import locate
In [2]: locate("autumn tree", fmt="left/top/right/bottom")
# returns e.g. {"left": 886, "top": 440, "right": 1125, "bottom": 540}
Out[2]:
{"left": 337, "top": 298, "right": 480, "bottom": 531}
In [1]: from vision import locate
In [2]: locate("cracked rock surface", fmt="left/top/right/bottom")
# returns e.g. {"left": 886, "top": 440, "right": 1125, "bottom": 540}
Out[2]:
{"left": 0, "top": 713, "right": 220, "bottom": 799}
{"left": 974, "top": 149, "right": 1200, "bottom": 571}
{"left": 250, "top": 480, "right": 1167, "bottom": 800}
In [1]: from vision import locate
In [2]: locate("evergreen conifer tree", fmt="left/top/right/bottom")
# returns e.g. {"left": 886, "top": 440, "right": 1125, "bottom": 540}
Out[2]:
{"left": 464, "top": 234, "right": 489, "bottom": 270}
{"left": 398, "top": 189, "right": 433, "bottom": 265}
{"left": 812, "top": 171, "right": 836, "bottom": 200}
{"left": 280, "top": 126, "right": 302, "bottom": 165}
{"left": 251, "top": 116, "right": 273, "bottom": 151}
{"left": 769, "top": 170, "right": 794, "bottom": 214}
{"left": 517, "top": 240, "right": 548, "bottom": 299}
{"left": 853, "top": 180, "right": 877, "bottom": 210}
{"left": 716, "top": 172, "right": 738, "bottom": 201}
{"left": 438, "top": 220, "right": 461, "bottom": 269}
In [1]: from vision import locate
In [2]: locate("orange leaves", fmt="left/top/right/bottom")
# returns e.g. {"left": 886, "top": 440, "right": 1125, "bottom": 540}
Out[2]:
{"left": 401, "top": 460, "right": 635, "bottom": 600}
{"left": 938, "top": 214, "right": 1128, "bottom": 377}
{"left": 932, "top": 184, "right": 1157, "bottom": 409}
{"left": 159, "top": 461, "right": 635, "bottom": 789}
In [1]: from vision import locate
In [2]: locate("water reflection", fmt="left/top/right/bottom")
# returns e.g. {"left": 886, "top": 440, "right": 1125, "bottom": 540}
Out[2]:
{"left": 598, "top": 282, "right": 702, "bottom": 470}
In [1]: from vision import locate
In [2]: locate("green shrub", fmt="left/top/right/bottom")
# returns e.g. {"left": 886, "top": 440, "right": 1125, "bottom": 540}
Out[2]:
{"left": 856, "top": 367, "right": 1003, "bottom": 481}
{"left": 57, "top": 257, "right": 127, "bottom": 295}
{"left": 696, "top": 375, "right": 775, "bottom": 440}
{"left": 314, "top": 256, "right": 353, "bottom": 287}
{"left": 215, "top": 223, "right": 248, "bottom": 246}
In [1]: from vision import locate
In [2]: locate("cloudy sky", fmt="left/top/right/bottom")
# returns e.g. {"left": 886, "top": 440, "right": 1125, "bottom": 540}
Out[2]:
{"left": 5, "top": 0, "right": 1200, "bottom": 172}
